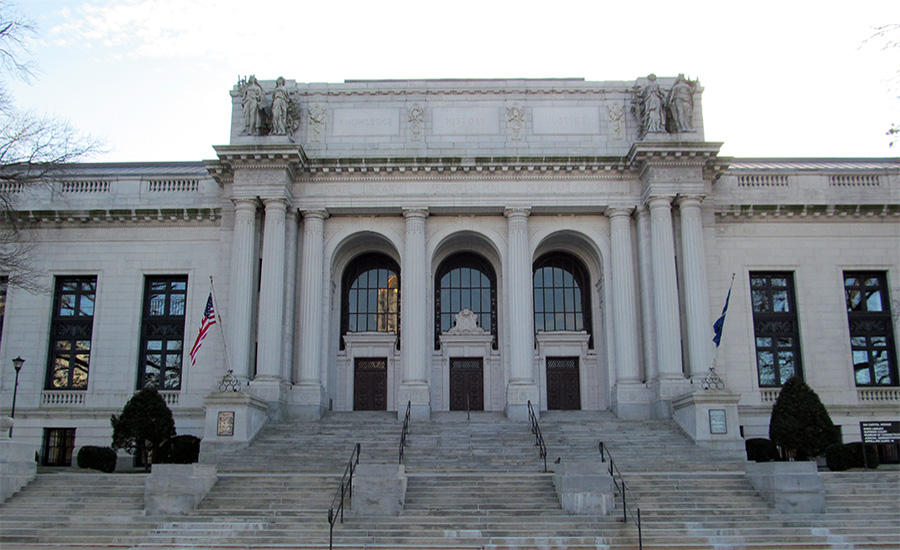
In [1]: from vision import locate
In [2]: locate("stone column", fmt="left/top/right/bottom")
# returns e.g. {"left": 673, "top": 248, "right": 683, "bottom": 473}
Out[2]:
{"left": 296, "top": 209, "right": 328, "bottom": 418}
{"left": 678, "top": 195, "right": 713, "bottom": 380}
{"left": 282, "top": 207, "right": 299, "bottom": 384}
{"left": 608, "top": 207, "right": 646, "bottom": 419}
{"left": 636, "top": 205, "right": 657, "bottom": 383}
{"left": 399, "top": 208, "right": 431, "bottom": 420}
{"left": 254, "top": 198, "right": 287, "bottom": 412}
{"left": 648, "top": 196, "right": 687, "bottom": 417}
{"left": 504, "top": 207, "right": 538, "bottom": 421}
{"left": 228, "top": 198, "right": 258, "bottom": 381}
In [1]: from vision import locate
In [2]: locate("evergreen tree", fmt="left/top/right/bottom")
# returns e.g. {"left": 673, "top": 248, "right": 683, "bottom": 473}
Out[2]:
{"left": 769, "top": 376, "right": 838, "bottom": 460}
{"left": 110, "top": 387, "right": 176, "bottom": 470}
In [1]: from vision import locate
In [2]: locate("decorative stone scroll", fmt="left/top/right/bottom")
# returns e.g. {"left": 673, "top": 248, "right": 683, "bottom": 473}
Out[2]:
{"left": 408, "top": 103, "right": 425, "bottom": 141}
{"left": 447, "top": 309, "right": 486, "bottom": 335}
{"left": 506, "top": 104, "right": 525, "bottom": 141}
{"left": 308, "top": 104, "right": 326, "bottom": 142}
{"left": 607, "top": 102, "right": 625, "bottom": 140}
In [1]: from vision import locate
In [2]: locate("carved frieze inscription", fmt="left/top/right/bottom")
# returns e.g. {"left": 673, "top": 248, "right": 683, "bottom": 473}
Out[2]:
{"left": 532, "top": 107, "right": 599, "bottom": 135}
{"left": 333, "top": 108, "right": 400, "bottom": 136}
{"left": 432, "top": 108, "right": 499, "bottom": 135}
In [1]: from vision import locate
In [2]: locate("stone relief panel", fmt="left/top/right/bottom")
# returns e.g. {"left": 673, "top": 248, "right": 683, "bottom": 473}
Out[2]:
{"left": 606, "top": 102, "right": 625, "bottom": 141}
{"left": 506, "top": 104, "right": 525, "bottom": 141}
{"left": 408, "top": 103, "right": 425, "bottom": 141}
{"left": 532, "top": 107, "right": 600, "bottom": 135}
{"left": 308, "top": 104, "right": 327, "bottom": 143}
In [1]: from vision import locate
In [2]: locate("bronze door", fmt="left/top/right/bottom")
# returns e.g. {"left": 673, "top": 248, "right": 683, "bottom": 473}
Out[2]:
{"left": 354, "top": 358, "right": 387, "bottom": 410}
{"left": 449, "top": 358, "right": 484, "bottom": 411}
{"left": 546, "top": 357, "right": 580, "bottom": 410}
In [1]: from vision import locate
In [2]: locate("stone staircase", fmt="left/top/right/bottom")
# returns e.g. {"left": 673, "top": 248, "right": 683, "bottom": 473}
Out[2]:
{"left": 0, "top": 410, "right": 898, "bottom": 549}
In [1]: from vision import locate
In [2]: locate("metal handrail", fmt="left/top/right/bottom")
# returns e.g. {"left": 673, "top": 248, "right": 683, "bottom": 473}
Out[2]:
{"left": 327, "top": 443, "right": 361, "bottom": 550}
{"left": 598, "top": 441, "right": 642, "bottom": 550}
{"left": 526, "top": 400, "right": 548, "bottom": 472}
{"left": 399, "top": 400, "right": 411, "bottom": 464}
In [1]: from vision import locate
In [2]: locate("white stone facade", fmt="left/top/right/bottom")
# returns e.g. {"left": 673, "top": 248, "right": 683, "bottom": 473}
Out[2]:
{"left": 0, "top": 77, "right": 897, "bottom": 461}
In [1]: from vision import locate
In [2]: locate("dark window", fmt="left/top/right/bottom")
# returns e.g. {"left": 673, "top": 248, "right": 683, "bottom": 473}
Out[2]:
{"left": 42, "top": 428, "right": 76, "bottom": 466}
{"left": 46, "top": 276, "right": 96, "bottom": 390}
{"left": 533, "top": 252, "right": 593, "bottom": 348}
{"left": 341, "top": 254, "right": 400, "bottom": 349}
{"left": 845, "top": 272, "right": 897, "bottom": 386}
{"left": 0, "top": 275, "right": 7, "bottom": 354}
{"left": 435, "top": 253, "right": 497, "bottom": 350}
{"left": 750, "top": 272, "right": 802, "bottom": 387}
{"left": 138, "top": 276, "right": 188, "bottom": 390}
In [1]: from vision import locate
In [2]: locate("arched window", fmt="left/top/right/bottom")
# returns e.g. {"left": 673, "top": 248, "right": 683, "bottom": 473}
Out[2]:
{"left": 341, "top": 253, "right": 400, "bottom": 349}
{"left": 533, "top": 252, "right": 592, "bottom": 347}
{"left": 435, "top": 252, "right": 497, "bottom": 349}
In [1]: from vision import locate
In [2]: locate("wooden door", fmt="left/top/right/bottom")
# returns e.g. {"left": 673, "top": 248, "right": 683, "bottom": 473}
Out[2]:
{"left": 354, "top": 358, "right": 387, "bottom": 410}
{"left": 546, "top": 357, "right": 580, "bottom": 410}
{"left": 449, "top": 358, "right": 484, "bottom": 411}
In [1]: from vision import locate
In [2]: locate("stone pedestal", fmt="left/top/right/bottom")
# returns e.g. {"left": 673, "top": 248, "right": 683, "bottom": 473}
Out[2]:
{"left": 350, "top": 464, "right": 406, "bottom": 517}
{"left": 397, "top": 382, "right": 431, "bottom": 421}
{"left": 248, "top": 377, "right": 288, "bottom": 420}
{"left": 199, "top": 391, "right": 268, "bottom": 462}
{"left": 506, "top": 383, "right": 540, "bottom": 422}
{"left": 652, "top": 377, "right": 691, "bottom": 419}
{"left": 553, "top": 462, "right": 616, "bottom": 515}
{"left": 288, "top": 383, "right": 329, "bottom": 420}
{"left": 745, "top": 461, "right": 825, "bottom": 514}
{"left": 144, "top": 463, "right": 217, "bottom": 516}
{"left": 0, "top": 418, "right": 36, "bottom": 504}
{"left": 672, "top": 389, "right": 744, "bottom": 456}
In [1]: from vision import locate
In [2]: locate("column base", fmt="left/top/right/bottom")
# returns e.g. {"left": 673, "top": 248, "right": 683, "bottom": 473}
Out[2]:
{"left": 288, "top": 383, "right": 329, "bottom": 420}
{"left": 397, "top": 382, "right": 431, "bottom": 421}
{"left": 247, "top": 376, "right": 289, "bottom": 421}
{"left": 611, "top": 381, "right": 651, "bottom": 420}
{"left": 506, "top": 382, "right": 540, "bottom": 422}
{"left": 651, "top": 376, "right": 691, "bottom": 419}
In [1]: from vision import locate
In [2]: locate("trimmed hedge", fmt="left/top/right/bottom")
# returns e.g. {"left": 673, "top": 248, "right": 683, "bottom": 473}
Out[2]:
{"left": 769, "top": 376, "right": 838, "bottom": 460}
{"left": 77, "top": 446, "right": 117, "bottom": 473}
{"left": 825, "top": 442, "right": 880, "bottom": 471}
{"left": 745, "top": 438, "right": 779, "bottom": 462}
{"left": 158, "top": 435, "right": 201, "bottom": 464}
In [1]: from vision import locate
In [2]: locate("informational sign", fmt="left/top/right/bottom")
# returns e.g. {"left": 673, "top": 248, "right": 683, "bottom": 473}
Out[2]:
{"left": 217, "top": 411, "right": 235, "bottom": 437}
{"left": 709, "top": 409, "right": 728, "bottom": 435}
{"left": 860, "top": 421, "right": 900, "bottom": 444}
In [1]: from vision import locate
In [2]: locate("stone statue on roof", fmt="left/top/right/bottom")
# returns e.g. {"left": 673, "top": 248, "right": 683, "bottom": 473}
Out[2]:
{"left": 666, "top": 73, "right": 696, "bottom": 133}
{"left": 240, "top": 75, "right": 266, "bottom": 136}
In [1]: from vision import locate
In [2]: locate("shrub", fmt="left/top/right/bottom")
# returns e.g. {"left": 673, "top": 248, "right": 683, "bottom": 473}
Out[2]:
{"left": 769, "top": 376, "right": 838, "bottom": 460}
{"left": 76, "top": 446, "right": 117, "bottom": 473}
{"left": 159, "top": 435, "right": 201, "bottom": 464}
{"left": 825, "top": 442, "right": 880, "bottom": 471}
{"left": 110, "top": 387, "right": 176, "bottom": 470}
{"left": 745, "top": 438, "right": 779, "bottom": 462}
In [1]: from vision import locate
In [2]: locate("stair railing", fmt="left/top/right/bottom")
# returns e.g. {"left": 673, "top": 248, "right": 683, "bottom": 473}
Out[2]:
{"left": 598, "top": 441, "right": 642, "bottom": 550}
{"left": 526, "top": 400, "right": 548, "bottom": 472}
{"left": 399, "top": 400, "right": 411, "bottom": 464}
{"left": 327, "top": 442, "right": 361, "bottom": 550}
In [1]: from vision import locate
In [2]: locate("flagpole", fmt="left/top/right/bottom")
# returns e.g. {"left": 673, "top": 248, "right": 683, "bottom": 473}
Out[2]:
{"left": 704, "top": 272, "right": 735, "bottom": 390}
{"left": 209, "top": 275, "right": 233, "bottom": 375}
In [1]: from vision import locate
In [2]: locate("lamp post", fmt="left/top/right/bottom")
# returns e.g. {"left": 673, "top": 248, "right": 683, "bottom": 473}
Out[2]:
{"left": 9, "top": 356, "right": 24, "bottom": 437}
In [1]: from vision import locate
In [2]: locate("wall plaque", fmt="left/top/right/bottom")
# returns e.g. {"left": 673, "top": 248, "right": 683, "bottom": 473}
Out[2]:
{"left": 433, "top": 107, "right": 499, "bottom": 135}
{"left": 709, "top": 409, "right": 727, "bottom": 435}
{"left": 217, "top": 411, "right": 235, "bottom": 436}
{"left": 533, "top": 107, "right": 599, "bottom": 135}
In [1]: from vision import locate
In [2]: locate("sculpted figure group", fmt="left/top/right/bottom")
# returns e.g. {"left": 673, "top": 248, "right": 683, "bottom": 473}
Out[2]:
{"left": 633, "top": 73, "right": 697, "bottom": 137}
{"left": 238, "top": 75, "right": 299, "bottom": 138}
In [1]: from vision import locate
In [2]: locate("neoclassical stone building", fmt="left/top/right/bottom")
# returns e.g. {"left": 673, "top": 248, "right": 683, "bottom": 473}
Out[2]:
{"left": 1, "top": 76, "right": 898, "bottom": 464}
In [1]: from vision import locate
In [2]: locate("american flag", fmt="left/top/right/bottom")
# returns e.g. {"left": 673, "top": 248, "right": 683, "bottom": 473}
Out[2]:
{"left": 190, "top": 293, "right": 216, "bottom": 366}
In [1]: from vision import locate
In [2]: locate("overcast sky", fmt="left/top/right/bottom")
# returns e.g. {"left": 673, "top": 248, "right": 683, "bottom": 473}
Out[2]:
{"left": 7, "top": 0, "right": 899, "bottom": 162}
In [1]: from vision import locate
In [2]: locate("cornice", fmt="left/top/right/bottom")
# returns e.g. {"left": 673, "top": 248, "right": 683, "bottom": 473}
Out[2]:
{"left": 713, "top": 203, "right": 900, "bottom": 221}
{"left": 16, "top": 207, "right": 222, "bottom": 227}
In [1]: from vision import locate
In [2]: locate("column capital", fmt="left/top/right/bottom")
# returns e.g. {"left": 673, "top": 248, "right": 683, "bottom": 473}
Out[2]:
{"left": 262, "top": 197, "right": 289, "bottom": 209}
{"left": 606, "top": 205, "right": 635, "bottom": 219}
{"left": 301, "top": 209, "right": 328, "bottom": 221}
{"left": 402, "top": 207, "right": 429, "bottom": 219}
{"left": 232, "top": 197, "right": 259, "bottom": 209}
{"left": 504, "top": 206, "right": 531, "bottom": 219}
{"left": 676, "top": 194, "right": 706, "bottom": 208}
{"left": 646, "top": 195, "right": 675, "bottom": 210}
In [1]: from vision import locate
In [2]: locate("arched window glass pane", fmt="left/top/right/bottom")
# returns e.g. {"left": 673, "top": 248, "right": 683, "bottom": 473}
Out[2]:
{"left": 340, "top": 254, "right": 400, "bottom": 349}
{"left": 532, "top": 252, "right": 593, "bottom": 348}
{"left": 435, "top": 253, "right": 497, "bottom": 350}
